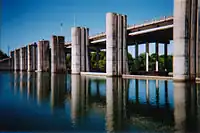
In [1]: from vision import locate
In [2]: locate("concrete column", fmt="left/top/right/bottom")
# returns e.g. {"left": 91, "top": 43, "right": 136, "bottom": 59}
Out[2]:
{"left": 80, "top": 28, "right": 86, "bottom": 72}
{"left": 196, "top": 0, "right": 200, "bottom": 78}
{"left": 122, "top": 15, "right": 129, "bottom": 75}
{"left": 96, "top": 49, "right": 100, "bottom": 71}
{"left": 85, "top": 28, "right": 90, "bottom": 72}
{"left": 117, "top": 15, "right": 123, "bottom": 75}
{"left": 155, "top": 42, "right": 159, "bottom": 72}
{"left": 51, "top": 36, "right": 66, "bottom": 73}
{"left": 106, "top": 13, "right": 117, "bottom": 76}
{"left": 135, "top": 43, "right": 139, "bottom": 71}
{"left": 164, "top": 43, "right": 168, "bottom": 72}
{"left": 27, "top": 43, "right": 37, "bottom": 72}
{"left": 37, "top": 40, "right": 50, "bottom": 72}
{"left": 10, "top": 51, "right": 14, "bottom": 71}
{"left": 146, "top": 42, "right": 149, "bottom": 72}
{"left": 20, "top": 47, "right": 27, "bottom": 71}
{"left": 173, "top": 0, "right": 191, "bottom": 81}
{"left": 71, "top": 27, "right": 81, "bottom": 74}
{"left": 189, "top": 0, "right": 198, "bottom": 80}
{"left": 106, "top": 12, "right": 127, "bottom": 76}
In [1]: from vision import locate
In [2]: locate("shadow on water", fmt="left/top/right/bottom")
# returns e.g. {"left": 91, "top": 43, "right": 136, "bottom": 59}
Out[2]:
{"left": 0, "top": 71, "right": 200, "bottom": 133}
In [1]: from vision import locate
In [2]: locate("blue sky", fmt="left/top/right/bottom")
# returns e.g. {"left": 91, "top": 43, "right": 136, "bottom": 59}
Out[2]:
{"left": 1, "top": 0, "right": 173, "bottom": 56}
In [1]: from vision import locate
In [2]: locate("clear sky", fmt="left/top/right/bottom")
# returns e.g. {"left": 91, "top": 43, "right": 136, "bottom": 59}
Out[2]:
{"left": 1, "top": 0, "right": 174, "bottom": 56}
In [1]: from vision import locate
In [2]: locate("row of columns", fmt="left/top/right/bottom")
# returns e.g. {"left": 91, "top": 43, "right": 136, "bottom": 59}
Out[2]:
{"left": 137, "top": 42, "right": 169, "bottom": 72}
{"left": 11, "top": 36, "right": 66, "bottom": 73}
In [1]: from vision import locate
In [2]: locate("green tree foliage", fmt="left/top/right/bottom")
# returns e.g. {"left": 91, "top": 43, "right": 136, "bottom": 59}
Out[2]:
{"left": 66, "top": 51, "right": 173, "bottom": 73}
{"left": 0, "top": 50, "right": 8, "bottom": 60}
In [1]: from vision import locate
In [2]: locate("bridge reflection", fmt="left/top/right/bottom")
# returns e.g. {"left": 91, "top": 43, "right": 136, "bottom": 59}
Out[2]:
{"left": 11, "top": 72, "right": 200, "bottom": 132}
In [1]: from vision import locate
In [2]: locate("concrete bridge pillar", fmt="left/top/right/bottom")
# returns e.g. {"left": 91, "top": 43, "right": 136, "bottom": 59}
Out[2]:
{"left": 37, "top": 40, "right": 50, "bottom": 72}
{"left": 106, "top": 12, "right": 128, "bottom": 76}
{"left": 27, "top": 43, "right": 37, "bottom": 72}
{"left": 146, "top": 42, "right": 149, "bottom": 72}
{"left": 196, "top": 0, "right": 200, "bottom": 78}
{"left": 71, "top": 27, "right": 89, "bottom": 74}
{"left": 10, "top": 51, "right": 14, "bottom": 71}
{"left": 20, "top": 47, "right": 27, "bottom": 71}
{"left": 155, "top": 42, "right": 159, "bottom": 72}
{"left": 14, "top": 49, "right": 20, "bottom": 71}
{"left": 135, "top": 43, "right": 139, "bottom": 71}
{"left": 51, "top": 36, "right": 66, "bottom": 73}
{"left": 164, "top": 43, "right": 168, "bottom": 72}
{"left": 173, "top": 0, "right": 198, "bottom": 81}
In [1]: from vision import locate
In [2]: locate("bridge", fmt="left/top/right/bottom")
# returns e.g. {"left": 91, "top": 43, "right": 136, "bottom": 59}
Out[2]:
{"left": 0, "top": 0, "right": 199, "bottom": 82}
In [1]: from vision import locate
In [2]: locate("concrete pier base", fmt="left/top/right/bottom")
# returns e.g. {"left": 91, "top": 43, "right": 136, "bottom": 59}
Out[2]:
{"left": 10, "top": 51, "right": 14, "bottom": 71}
{"left": 106, "top": 12, "right": 128, "bottom": 76}
{"left": 14, "top": 49, "right": 20, "bottom": 71}
{"left": 51, "top": 36, "right": 66, "bottom": 73}
{"left": 37, "top": 40, "right": 50, "bottom": 72}
{"left": 27, "top": 43, "right": 37, "bottom": 72}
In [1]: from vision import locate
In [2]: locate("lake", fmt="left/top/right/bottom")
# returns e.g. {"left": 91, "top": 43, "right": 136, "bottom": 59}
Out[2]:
{"left": 0, "top": 71, "right": 200, "bottom": 133}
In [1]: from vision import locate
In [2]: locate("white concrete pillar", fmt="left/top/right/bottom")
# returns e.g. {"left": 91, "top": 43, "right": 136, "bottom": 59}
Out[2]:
{"left": 106, "top": 13, "right": 118, "bottom": 76}
{"left": 51, "top": 36, "right": 66, "bottom": 73}
{"left": 71, "top": 27, "right": 81, "bottom": 74}
{"left": 164, "top": 43, "right": 168, "bottom": 72}
{"left": 27, "top": 43, "right": 37, "bottom": 72}
{"left": 146, "top": 42, "right": 149, "bottom": 72}
{"left": 155, "top": 42, "right": 159, "bottom": 72}
{"left": 20, "top": 47, "right": 27, "bottom": 71}
{"left": 106, "top": 12, "right": 127, "bottom": 76}
{"left": 173, "top": 0, "right": 190, "bottom": 81}
{"left": 135, "top": 43, "right": 139, "bottom": 71}
{"left": 37, "top": 40, "right": 50, "bottom": 72}
{"left": 173, "top": 82, "right": 186, "bottom": 132}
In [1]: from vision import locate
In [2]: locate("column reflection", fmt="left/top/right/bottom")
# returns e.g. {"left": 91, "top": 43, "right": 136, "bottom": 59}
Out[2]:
{"left": 27, "top": 72, "right": 36, "bottom": 101}
{"left": 50, "top": 73, "right": 66, "bottom": 111}
{"left": 37, "top": 72, "right": 50, "bottom": 106}
{"left": 105, "top": 77, "right": 128, "bottom": 132}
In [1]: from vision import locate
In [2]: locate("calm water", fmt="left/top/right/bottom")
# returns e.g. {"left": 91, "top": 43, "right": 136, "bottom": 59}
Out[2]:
{"left": 0, "top": 71, "right": 200, "bottom": 133}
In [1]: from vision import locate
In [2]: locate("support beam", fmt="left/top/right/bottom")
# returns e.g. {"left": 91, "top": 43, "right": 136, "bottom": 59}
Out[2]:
{"left": 146, "top": 42, "right": 149, "bottom": 72}
{"left": 37, "top": 40, "right": 50, "bottom": 72}
{"left": 51, "top": 36, "right": 66, "bottom": 73}
{"left": 155, "top": 42, "right": 159, "bottom": 72}
{"left": 27, "top": 43, "right": 37, "bottom": 72}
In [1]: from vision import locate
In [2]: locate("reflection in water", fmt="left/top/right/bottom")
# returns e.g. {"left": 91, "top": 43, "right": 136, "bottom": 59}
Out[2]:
{"left": 37, "top": 72, "right": 50, "bottom": 106}
{"left": 50, "top": 73, "right": 66, "bottom": 110}
{"left": 27, "top": 72, "right": 36, "bottom": 100}
{"left": 6, "top": 72, "right": 200, "bottom": 132}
